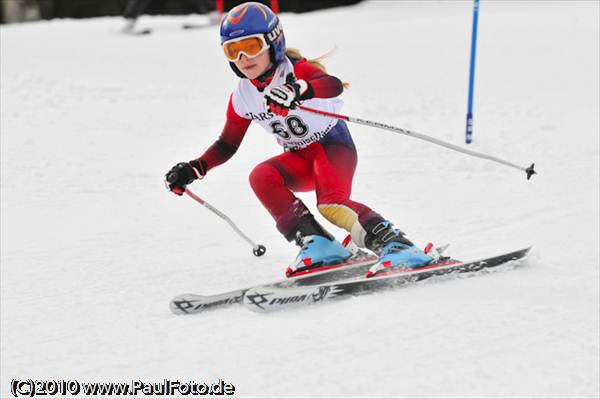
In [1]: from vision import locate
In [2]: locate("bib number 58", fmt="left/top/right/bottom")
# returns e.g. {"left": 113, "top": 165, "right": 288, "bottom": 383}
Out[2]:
{"left": 270, "top": 116, "right": 309, "bottom": 139}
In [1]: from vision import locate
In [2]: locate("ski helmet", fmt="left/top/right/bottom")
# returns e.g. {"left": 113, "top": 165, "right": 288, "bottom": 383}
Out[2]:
{"left": 220, "top": 2, "right": 286, "bottom": 78}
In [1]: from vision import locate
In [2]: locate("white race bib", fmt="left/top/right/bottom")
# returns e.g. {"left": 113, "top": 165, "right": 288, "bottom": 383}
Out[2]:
{"left": 231, "top": 58, "right": 343, "bottom": 150}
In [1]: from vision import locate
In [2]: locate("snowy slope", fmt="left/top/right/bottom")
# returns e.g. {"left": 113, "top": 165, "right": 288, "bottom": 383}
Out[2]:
{"left": 1, "top": 1, "right": 599, "bottom": 397}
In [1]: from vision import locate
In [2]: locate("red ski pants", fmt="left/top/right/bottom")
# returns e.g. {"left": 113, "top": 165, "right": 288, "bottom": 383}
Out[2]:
{"left": 249, "top": 140, "right": 381, "bottom": 239}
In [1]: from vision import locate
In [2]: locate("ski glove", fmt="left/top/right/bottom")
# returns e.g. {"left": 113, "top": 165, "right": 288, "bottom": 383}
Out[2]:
{"left": 165, "top": 159, "right": 207, "bottom": 196}
{"left": 264, "top": 73, "right": 311, "bottom": 117}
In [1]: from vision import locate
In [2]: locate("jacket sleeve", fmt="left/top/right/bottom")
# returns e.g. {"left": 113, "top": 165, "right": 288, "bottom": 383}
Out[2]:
{"left": 196, "top": 94, "right": 251, "bottom": 171}
{"left": 293, "top": 59, "right": 344, "bottom": 99}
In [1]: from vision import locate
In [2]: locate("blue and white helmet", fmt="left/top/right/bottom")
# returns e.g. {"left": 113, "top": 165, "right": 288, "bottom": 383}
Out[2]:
{"left": 220, "top": 2, "right": 286, "bottom": 77}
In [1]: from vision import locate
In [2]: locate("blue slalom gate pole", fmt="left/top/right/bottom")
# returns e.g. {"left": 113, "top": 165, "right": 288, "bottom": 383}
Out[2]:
{"left": 465, "top": 0, "right": 480, "bottom": 144}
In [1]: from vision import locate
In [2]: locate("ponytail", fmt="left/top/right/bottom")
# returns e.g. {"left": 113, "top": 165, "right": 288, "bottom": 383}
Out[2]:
{"left": 285, "top": 47, "right": 350, "bottom": 90}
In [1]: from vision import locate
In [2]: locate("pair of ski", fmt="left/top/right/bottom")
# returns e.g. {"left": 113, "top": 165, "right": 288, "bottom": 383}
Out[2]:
{"left": 170, "top": 246, "right": 531, "bottom": 314}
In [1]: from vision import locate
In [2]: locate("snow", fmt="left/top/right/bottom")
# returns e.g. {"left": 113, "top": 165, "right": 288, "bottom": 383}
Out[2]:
{"left": 1, "top": 1, "right": 598, "bottom": 397}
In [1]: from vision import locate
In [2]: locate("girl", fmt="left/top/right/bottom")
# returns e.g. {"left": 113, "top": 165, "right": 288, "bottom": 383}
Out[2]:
{"left": 165, "top": 2, "right": 432, "bottom": 276}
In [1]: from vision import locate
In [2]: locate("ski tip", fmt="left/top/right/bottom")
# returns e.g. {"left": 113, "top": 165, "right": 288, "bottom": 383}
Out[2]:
{"left": 169, "top": 293, "right": 207, "bottom": 315}
{"left": 525, "top": 163, "right": 536, "bottom": 180}
{"left": 169, "top": 300, "right": 190, "bottom": 315}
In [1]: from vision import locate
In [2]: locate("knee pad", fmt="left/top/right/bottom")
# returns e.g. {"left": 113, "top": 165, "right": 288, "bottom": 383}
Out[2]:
{"left": 317, "top": 203, "right": 358, "bottom": 232}
{"left": 318, "top": 204, "right": 375, "bottom": 249}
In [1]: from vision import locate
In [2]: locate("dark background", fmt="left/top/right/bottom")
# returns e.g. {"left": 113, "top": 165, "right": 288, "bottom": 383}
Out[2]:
{"left": 1, "top": 0, "right": 364, "bottom": 22}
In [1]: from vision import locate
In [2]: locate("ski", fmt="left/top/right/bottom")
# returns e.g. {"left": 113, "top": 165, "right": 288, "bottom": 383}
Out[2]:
{"left": 123, "top": 28, "right": 152, "bottom": 36}
{"left": 243, "top": 247, "right": 532, "bottom": 313}
{"left": 169, "top": 252, "right": 379, "bottom": 315}
{"left": 182, "top": 23, "right": 216, "bottom": 30}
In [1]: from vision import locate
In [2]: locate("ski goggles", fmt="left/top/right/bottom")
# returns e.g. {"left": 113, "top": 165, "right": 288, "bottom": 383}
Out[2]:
{"left": 222, "top": 34, "right": 270, "bottom": 62}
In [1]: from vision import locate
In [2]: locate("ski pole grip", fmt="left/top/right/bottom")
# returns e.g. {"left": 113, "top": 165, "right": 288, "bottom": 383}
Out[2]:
{"left": 166, "top": 172, "right": 179, "bottom": 184}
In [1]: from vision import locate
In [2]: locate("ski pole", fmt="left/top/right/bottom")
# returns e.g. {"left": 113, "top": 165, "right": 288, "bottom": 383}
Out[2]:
{"left": 183, "top": 187, "right": 266, "bottom": 257}
{"left": 298, "top": 105, "right": 536, "bottom": 180}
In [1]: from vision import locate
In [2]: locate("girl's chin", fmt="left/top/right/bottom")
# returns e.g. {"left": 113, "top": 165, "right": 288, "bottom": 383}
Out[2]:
{"left": 244, "top": 72, "right": 262, "bottom": 80}
{"left": 239, "top": 64, "right": 272, "bottom": 79}
{"left": 241, "top": 67, "right": 259, "bottom": 79}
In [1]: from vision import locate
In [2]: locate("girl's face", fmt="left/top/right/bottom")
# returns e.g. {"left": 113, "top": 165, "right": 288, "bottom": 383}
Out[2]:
{"left": 234, "top": 51, "right": 272, "bottom": 80}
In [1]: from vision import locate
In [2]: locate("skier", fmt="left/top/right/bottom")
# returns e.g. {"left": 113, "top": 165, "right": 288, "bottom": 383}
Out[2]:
{"left": 165, "top": 1, "right": 433, "bottom": 275}
{"left": 122, "top": 0, "right": 152, "bottom": 32}
{"left": 122, "top": 0, "right": 211, "bottom": 33}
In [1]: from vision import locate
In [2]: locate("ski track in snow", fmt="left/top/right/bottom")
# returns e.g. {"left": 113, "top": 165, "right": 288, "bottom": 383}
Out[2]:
{"left": 1, "top": 2, "right": 598, "bottom": 398}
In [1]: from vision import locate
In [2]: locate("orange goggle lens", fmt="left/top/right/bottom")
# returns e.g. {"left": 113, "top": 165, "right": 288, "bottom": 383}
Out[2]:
{"left": 222, "top": 36, "right": 268, "bottom": 62}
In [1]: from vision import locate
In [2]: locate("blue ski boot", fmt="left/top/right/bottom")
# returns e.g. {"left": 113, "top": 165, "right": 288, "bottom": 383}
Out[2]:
{"left": 286, "top": 234, "right": 351, "bottom": 277}
{"left": 362, "top": 220, "right": 432, "bottom": 277}
{"left": 278, "top": 199, "right": 351, "bottom": 277}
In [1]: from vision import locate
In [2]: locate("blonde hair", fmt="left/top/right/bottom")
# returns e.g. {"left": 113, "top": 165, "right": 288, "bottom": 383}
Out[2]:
{"left": 285, "top": 47, "right": 350, "bottom": 90}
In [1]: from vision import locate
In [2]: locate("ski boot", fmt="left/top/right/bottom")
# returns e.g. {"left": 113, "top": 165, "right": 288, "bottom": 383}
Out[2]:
{"left": 287, "top": 234, "right": 351, "bottom": 277}
{"left": 362, "top": 220, "right": 433, "bottom": 277}
{"left": 278, "top": 199, "right": 351, "bottom": 277}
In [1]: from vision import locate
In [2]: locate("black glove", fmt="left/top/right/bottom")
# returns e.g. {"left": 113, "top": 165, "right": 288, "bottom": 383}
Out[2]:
{"left": 165, "top": 159, "right": 207, "bottom": 196}
{"left": 264, "top": 73, "right": 311, "bottom": 116}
